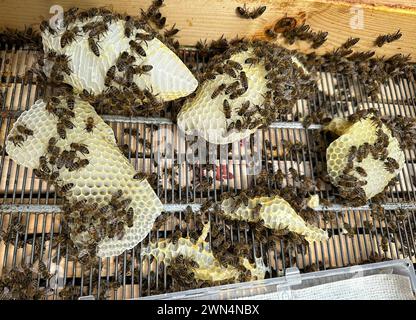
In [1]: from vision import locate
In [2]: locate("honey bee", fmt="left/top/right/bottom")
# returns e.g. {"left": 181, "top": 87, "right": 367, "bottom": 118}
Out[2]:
{"left": 356, "top": 143, "right": 370, "bottom": 162}
{"left": 119, "top": 198, "right": 132, "bottom": 208}
{"left": 104, "top": 65, "right": 116, "bottom": 86}
{"left": 66, "top": 96, "right": 75, "bottom": 110}
{"left": 77, "top": 159, "right": 89, "bottom": 169}
{"left": 224, "top": 65, "right": 237, "bottom": 78}
{"left": 245, "top": 57, "right": 260, "bottom": 66}
{"left": 355, "top": 166, "right": 367, "bottom": 177}
{"left": 70, "top": 143, "right": 89, "bottom": 154}
{"left": 82, "top": 21, "right": 98, "bottom": 33}
{"left": 136, "top": 32, "right": 155, "bottom": 42}
{"left": 88, "top": 37, "right": 100, "bottom": 57}
{"left": 79, "top": 89, "right": 96, "bottom": 104}
{"left": 250, "top": 5, "right": 266, "bottom": 19}
{"left": 129, "top": 40, "right": 147, "bottom": 57}
{"left": 229, "top": 88, "right": 246, "bottom": 99}
{"left": 46, "top": 96, "right": 61, "bottom": 112}
{"left": 235, "top": 119, "right": 243, "bottom": 130}
{"left": 16, "top": 124, "right": 33, "bottom": 136}
{"left": 38, "top": 261, "right": 52, "bottom": 279}
{"left": 164, "top": 23, "right": 179, "bottom": 38}
{"left": 124, "top": 15, "right": 134, "bottom": 38}
{"left": 72, "top": 199, "right": 88, "bottom": 210}
{"left": 236, "top": 4, "right": 266, "bottom": 19}
{"left": 47, "top": 137, "right": 59, "bottom": 152}
{"left": 144, "top": 88, "right": 161, "bottom": 108}
{"left": 39, "top": 156, "right": 51, "bottom": 173}
{"left": 60, "top": 183, "right": 75, "bottom": 193}
{"left": 227, "top": 60, "right": 243, "bottom": 70}
{"left": 33, "top": 168, "right": 49, "bottom": 180}
{"left": 238, "top": 101, "right": 250, "bottom": 116}
{"left": 40, "top": 20, "right": 56, "bottom": 35}
{"left": 211, "top": 83, "right": 226, "bottom": 99}
{"left": 342, "top": 37, "right": 360, "bottom": 49}
{"left": 374, "top": 29, "right": 402, "bottom": 47}
{"left": 153, "top": 15, "right": 166, "bottom": 29}
{"left": 55, "top": 152, "right": 66, "bottom": 170}
{"left": 311, "top": 31, "right": 328, "bottom": 49}
{"left": 56, "top": 123, "right": 67, "bottom": 139}
{"left": 89, "top": 21, "right": 109, "bottom": 39}
{"left": 347, "top": 145, "right": 358, "bottom": 162}
{"left": 225, "top": 81, "right": 240, "bottom": 95}
{"left": 84, "top": 117, "right": 96, "bottom": 133}
{"left": 349, "top": 186, "right": 366, "bottom": 199}
{"left": 288, "top": 167, "right": 298, "bottom": 181}
{"left": 59, "top": 118, "right": 75, "bottom": 129}
{"left": 63, "top": 7, "right": 79, "bottom": 24}
{"left": 376, "top": 129, "right": 389, "bottom": 148}
{"left": 116, "top": 51, "right": 132, "bottom": 72}
{"left": 342, "top": 161, "right": 354, "bottom": 174}
{"left": 239, "top": 71, "right": 248, "bottom": 91}
{"left": 384, "top": 157, "right": 399, "bottom": 173}
{"left": 49, "top": 171, "right": 60, "bottom": 182}
{"left": 348, "top": 50, "right": 375, "bottom": 61}
{"left": 60, "top": 27, "right": 80, "bottom": 48}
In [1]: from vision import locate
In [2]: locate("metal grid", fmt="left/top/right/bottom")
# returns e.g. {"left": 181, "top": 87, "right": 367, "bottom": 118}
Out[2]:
{"left": 0, "top": 43, "right": 415, "bottom": 299}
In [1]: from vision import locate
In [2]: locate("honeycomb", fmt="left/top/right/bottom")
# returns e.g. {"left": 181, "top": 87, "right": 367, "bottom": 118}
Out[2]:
{"left": 307, "top": 194, "right": 320, "bottom": 209}
{"left": 221, "top": 195, "right": 328, "bottom": 243}
{"left": 42, "top": 17, "right": 197, "bottom": 101}
{"left": 142, "top": 223, "right": 270, "bottom": 282}
{"left": 5, "top": 98, "right": 163, "bottom": 257}
{"left": 177, "top": 48, "right": 309, "bottom": 145}
{"left": 326, "top": 116, "right": 405, "bottom": 199}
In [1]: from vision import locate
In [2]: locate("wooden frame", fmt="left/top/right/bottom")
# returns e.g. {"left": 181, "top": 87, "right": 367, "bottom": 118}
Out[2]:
{"left": 0, "top": 0, "right": 415, "bottom": 59}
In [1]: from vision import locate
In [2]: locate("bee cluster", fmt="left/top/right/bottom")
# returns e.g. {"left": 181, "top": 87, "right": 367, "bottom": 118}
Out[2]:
{"left": 265, "top": 17, "right": 328, "bottom": 49}
{"left": 300, "top": 37, "right": 414, "bottom": 101}
{"left": 30, "top": 1, "right": 187, "bottom": 118}
{"left": 61, "top": 188, "right": 134, "bottom": 260}
{"left": 139, "top": 217, "right": 270, "bottom": 296}
{"left": 324, "top": 109, "right": 416, "bottom": 206}
{"left": 0, "top": 27, "right": 41, "bottom": 50}
{"left": 0, "top": 265, "right": 51, "bottom": 300}
{"left": 0, "top": 215, "right": 28, "bottom": 248}
{"left": 186, "top": 38, "right": 316, "bottom": 141}
{"left": 374, "top": 29, "right": 402, "bottom": 47}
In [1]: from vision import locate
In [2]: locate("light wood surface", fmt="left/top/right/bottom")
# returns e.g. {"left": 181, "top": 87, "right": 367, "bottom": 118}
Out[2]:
{"left": 0, "top": 0, "right": 415, "bottom": 60}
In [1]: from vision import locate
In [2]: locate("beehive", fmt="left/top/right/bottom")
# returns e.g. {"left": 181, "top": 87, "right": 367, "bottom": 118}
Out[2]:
{"left": 1, "top": 0, "right": 416, "bottom": 301}
{"left": 41, "top": 16, "right": 198, "bottom": 101}
{"left": 326, "top": 116, "right": 405, "bottom": 199}
{"left": 221, "top": 195, "right": 328, "bottom": 243}
{"left": 142, "top": 223, "right": 270, "bottom": 282}
{"left": 5, "top": 98, "right": 163, "bottom": 257}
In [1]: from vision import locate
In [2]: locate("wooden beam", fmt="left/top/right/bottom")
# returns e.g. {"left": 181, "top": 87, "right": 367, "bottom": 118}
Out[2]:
{"left": 0, "top": 0, "right": 415, "bottom": 59}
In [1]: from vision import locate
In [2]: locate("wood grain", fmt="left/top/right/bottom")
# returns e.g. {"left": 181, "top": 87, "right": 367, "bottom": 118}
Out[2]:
{"left": 0, "top": 0, "right": 415, "bottom": 60}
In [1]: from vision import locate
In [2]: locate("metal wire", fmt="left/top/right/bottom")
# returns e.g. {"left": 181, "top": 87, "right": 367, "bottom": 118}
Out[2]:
{"left": 0, "top": 45, "right": 415, "bottom": 299}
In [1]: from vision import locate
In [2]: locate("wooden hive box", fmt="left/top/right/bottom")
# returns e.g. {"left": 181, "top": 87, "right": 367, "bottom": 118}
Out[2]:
{"left": 0, "top": 0, "right": 415, "bottom": 59}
